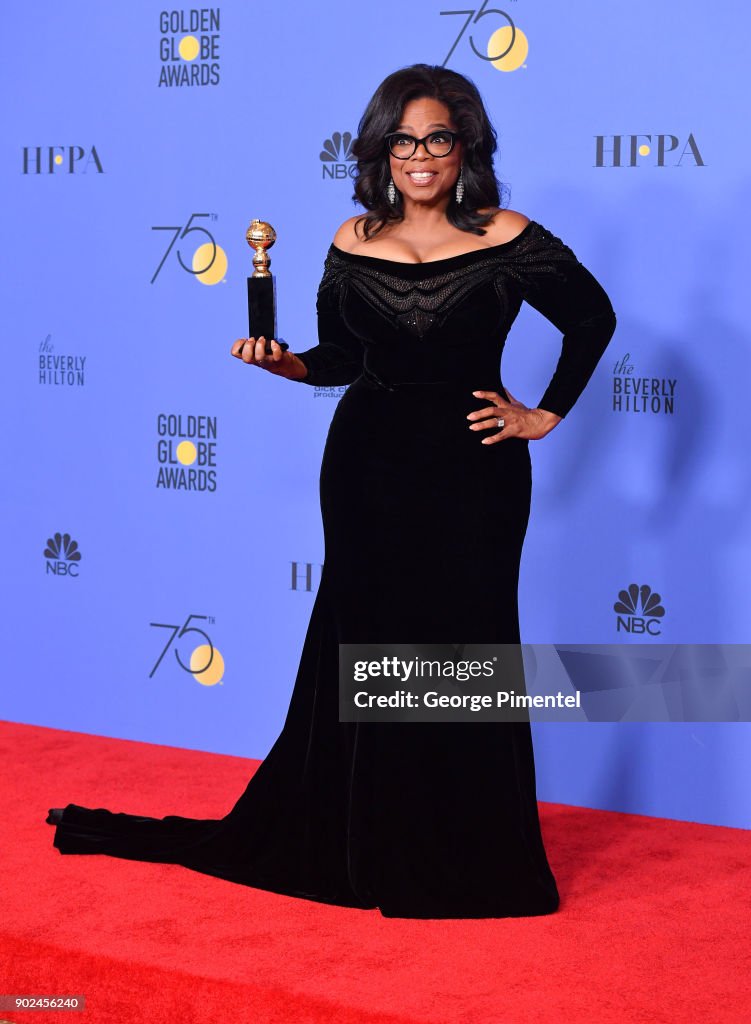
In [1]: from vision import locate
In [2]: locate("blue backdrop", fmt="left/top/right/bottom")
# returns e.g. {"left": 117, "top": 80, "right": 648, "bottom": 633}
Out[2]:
{"left": 3, "top": 1, "right": 749, "bottom": 828}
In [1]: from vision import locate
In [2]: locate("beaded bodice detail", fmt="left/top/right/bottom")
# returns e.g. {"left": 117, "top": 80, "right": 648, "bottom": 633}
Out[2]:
{"left": 318, "top": 220, "right": 579, "bottom": 340}
{"left": 295, "top": 216, "right": 617, "bottom": 419}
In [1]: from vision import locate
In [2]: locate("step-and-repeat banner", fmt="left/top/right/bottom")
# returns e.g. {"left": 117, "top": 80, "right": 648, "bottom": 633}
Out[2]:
{"left": 3, "top": 2, "right": 749, "bottom": 827}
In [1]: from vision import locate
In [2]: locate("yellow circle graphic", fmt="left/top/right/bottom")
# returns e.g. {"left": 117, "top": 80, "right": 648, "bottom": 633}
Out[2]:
{"left": 639, "top": 144, "right": 651, "bottom": 156}
{"left": 193, "top": 243, "right": 228, "bottom": 286}
{"left": 179, "top": 36, "right": 200, "bottom": 61}
{"left": 54, "top": 154, "right": 63, "bottom": 165}
{"left": 191, "top": 644, "right": 225, "bottom": 686}
{"left": 487, "top": 25, "right": 529, "bottom": 71}
{"left": 176, "top": 440, "right": 197, "bottom": 465}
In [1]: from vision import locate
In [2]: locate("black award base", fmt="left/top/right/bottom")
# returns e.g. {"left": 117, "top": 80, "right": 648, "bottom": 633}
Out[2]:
{"left": 247, "top": 275, "right": 288, "bottom": 354}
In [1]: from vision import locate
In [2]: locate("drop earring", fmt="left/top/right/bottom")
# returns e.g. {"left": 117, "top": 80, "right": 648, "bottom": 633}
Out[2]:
{"left": 455, "top": 164, "right": 465, "bottom": 205}
{"left": 386, "top": 177, "right": 396, "bottom": 205}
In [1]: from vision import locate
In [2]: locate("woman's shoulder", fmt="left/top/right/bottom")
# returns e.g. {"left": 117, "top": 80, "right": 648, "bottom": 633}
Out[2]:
{"left": 331, "top": 215, "right": 369, "bottom": 253}
{"left": 476, "top": 208, "right": 531, "bottom": 245}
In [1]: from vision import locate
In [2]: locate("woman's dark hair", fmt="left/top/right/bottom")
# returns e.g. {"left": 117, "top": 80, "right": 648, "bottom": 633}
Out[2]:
{"left": 351, "top": 63, "right": 509, "bottom": 239}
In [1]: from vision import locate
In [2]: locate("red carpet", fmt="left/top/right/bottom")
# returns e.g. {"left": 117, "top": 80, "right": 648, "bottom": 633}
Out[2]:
{"left": 1, "top": 720, "right": 749, "bottom": 1024}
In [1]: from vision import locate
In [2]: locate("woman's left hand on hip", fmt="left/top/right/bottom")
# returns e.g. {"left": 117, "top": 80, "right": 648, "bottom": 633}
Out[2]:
{"left": 467, "top": 388, "right": 561, "bottom": 443}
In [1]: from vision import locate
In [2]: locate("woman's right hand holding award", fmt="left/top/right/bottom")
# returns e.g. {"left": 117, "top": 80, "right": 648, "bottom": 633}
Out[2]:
{"left": 231, "top": 219, "right": 308, "bottom": 379}
{"left": 230, "top": 336, "right": 308, "bottom": 380}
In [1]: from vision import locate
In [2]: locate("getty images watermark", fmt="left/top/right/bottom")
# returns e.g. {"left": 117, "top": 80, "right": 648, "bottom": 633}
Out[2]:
{"left": 338, "top": 643, "right": 751, "bottom": 723}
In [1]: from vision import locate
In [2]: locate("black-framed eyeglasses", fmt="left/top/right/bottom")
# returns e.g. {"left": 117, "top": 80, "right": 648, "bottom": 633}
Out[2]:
{"left": 385, "top": 130, "right": 459, "bottom": 159}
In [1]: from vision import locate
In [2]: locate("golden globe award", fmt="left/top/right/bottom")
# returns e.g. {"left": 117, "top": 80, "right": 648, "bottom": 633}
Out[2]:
{"left": 245, "top": 219, "right": 288, "bottom": 355}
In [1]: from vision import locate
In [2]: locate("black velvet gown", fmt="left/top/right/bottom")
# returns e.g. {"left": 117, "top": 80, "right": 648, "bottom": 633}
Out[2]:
{"left": 47, "top": 219, "right": 617, "bottom": 919}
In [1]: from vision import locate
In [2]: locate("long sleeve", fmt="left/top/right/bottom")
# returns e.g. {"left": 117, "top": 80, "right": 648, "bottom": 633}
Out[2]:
{"left": 518, "top": 223, "right": 617, "bottom": 418}
{"left": 293, "top": 263, "right": 364, "bottom": 387}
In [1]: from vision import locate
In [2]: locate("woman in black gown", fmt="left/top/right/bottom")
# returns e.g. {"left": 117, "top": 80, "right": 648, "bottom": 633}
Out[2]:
{"left": 47, "top": 64, "right": 616, "bottom": 919}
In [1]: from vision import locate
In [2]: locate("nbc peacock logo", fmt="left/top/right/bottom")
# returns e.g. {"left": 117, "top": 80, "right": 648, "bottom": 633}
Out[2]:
{"left": 320, "top": 132, "right": 356, "bottom": 180}
{"left": 44, "top": 532, "right": 82, "bottom": 578}
{"left": 614, "top": 583, "right": 665, "bottom": 636}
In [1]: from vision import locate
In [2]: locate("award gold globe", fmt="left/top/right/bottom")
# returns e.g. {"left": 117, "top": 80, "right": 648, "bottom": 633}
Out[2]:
{"left": 245, "top": 219, "right": 276, "bottom": 278}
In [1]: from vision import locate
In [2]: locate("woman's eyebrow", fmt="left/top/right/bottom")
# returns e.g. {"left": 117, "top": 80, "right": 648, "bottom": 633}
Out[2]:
{"left": 395, "top": 122, "right": 451, "bottom": 131}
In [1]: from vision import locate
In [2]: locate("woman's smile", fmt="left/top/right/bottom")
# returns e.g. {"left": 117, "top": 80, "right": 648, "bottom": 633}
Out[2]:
{"left": 405, "top": 169, "right": 439, "bottom": 186}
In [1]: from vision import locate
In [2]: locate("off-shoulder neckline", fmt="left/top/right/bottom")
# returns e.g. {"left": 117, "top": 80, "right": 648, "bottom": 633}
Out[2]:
{"left": 328, "top": 219, "right": 538, "bottom": 270}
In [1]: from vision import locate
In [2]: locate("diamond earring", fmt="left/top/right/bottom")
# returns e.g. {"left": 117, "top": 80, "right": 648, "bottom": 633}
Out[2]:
{"left": 386, "top": 177, "right": 397, "bottom": 204}
{"left": 455, "top": 165, "right": 465, "bottom": 205}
